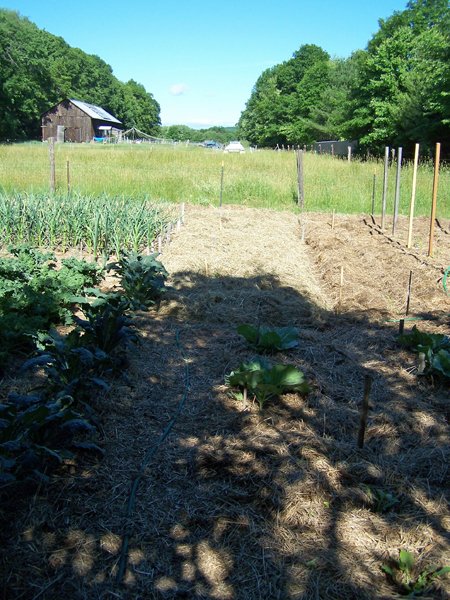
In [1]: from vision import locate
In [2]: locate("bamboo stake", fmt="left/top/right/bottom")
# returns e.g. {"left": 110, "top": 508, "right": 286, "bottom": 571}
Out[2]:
{"left": 428, "top": 143, "right": 441, "bottom": 257}
{"left": 381, "top": 146, "right": 389, "bottom": 229}
{"left": 392, "top": 147, "right": 402, "bottom": 236}
{"left": 407, "top": 143, "right": 419, "bottom": 248}
{"left": 357, "top": 375, "right": 373, "bottom": 448}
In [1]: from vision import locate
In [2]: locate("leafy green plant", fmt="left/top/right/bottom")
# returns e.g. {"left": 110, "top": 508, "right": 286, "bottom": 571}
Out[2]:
{"left": 108, "top": 252, "right": 168, "bottom": 309}
{"left": 382, "top": 549, "right": 450, "bottom": 596}
{"left": 399, "top": 326, "right": 450, "bottom": 380}
{"left": 21, "top": 331, "right": 110, "bottom": 402}
{"left": 75, "top": 290, "right": 137, "bottom": 356}
{"left": 0, "top": 392, "right": 97, "bottom": 486}
{"left": 363, "top": 485, "right": 399, "bottom": 513}
{"left": 0, "top": 248, "right": 105, "bottom": 362}
{"left": 226, "top": 358, "right": 309, "bottom": 409}
{"left": 237, "top": 324, "right": 299, "bottom": 353}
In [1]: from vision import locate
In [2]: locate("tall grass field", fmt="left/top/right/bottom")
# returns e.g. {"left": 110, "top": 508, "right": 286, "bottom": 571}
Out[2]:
{"left": 0, "top": 142, "right": 448, "bottom": 218}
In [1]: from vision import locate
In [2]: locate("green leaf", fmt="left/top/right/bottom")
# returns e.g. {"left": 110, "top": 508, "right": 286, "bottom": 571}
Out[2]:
{"left": 237, "top": 324, "right": 299, "bottom": 352}
{"left": 398, "top": 550, "right": 415, "bottom": 573}
{"left": 431, "top": 350, "right": 450, "bottom": 378}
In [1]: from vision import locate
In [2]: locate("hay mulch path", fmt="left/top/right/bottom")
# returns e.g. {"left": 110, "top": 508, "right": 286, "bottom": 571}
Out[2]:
{"left": 1, "top": 206, "right": 449, "bottom": 599}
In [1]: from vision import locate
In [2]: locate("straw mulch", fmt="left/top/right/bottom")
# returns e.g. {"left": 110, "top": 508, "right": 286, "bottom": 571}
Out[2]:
{"left": 1, "top": 205, "right": 449, "bottom": 599}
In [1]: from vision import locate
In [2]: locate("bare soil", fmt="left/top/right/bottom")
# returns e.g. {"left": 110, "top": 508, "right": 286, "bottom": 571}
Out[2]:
{"left": 1, "top": 206, "right": 449, "bottom": 600}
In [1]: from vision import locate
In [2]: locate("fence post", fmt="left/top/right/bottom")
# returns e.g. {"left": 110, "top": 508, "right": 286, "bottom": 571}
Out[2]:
{"left": 381, "top": 146, "right": 389, "bottom": 229}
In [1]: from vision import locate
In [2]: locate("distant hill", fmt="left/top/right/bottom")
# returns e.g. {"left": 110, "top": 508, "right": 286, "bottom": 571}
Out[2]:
{"left": 0, "top": 9, "right": 161, "bottom": 140}
{"left": 160, "top": 125, "right": 238, "bottom": 143}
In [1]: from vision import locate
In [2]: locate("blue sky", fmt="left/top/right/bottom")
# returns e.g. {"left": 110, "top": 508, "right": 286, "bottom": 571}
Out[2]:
{"left": 2, "top": 0, "right": 409, "bottom": 127}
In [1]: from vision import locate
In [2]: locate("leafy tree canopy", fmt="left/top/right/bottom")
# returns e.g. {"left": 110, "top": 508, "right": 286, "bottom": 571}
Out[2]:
{"left": 0, "top": 10, "right": 160, "bottom": 140}
{"left": 238, "top": 0, "right": 450, "bottom": 154}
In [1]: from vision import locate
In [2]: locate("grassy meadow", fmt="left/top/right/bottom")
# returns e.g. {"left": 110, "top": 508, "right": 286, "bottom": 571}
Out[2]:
{"left": 0, "top": 142, "right": 448, "bottom": 218}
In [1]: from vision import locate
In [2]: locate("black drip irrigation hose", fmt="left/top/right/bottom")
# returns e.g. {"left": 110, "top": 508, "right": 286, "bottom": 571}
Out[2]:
{"left": 115, "top": 328, "right": 190, "bottom": 585}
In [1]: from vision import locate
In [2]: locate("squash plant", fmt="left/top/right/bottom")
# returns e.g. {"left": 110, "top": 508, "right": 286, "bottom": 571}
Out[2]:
{"left": 399, "top": 326, "right": 450, "bottom": 380}
{"left": 237, "top": 324, "right": 299, "bottom": 353}
{"left": 226, "top": 358, "right": 309, "bottom": 410}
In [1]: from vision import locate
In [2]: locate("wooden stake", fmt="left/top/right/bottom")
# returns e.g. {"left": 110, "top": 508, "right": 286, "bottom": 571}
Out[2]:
{"left": 428, "top": 142, "right": 441, "bottom": 257}
{"left": 219, "top": 161, "right": 224, "bottom": 207}
{"left": 357, "top": 375, "right": 373, "bottom": 448}
{"left": 371, "top": 174, "right": 376, "bottom": 216}
{"left": 180, "top": 202, "right": 185, "bottom": 224}
{"left": 392, "top": 147, "right": 402, "bottom": 236}
{"left": 49, "top": 137, "right": 56, "bottom": 194}
{"left": 338, "top": 266, "right": 344, "bottom": 311}
{"left": 381, "top": 146, "right": 389, "bottom": 229}
{"left": 347, "top": 146, "right": 351, "bottom": 162}
{"left": 66, "top": 158, "right": 70, "bottom": 195}
{"left": 407, "top": 143, "right": 419, "bottom": 249}
{"left": 296, "top": 149, "right": 304, "bottom": 208}
{"left": 399, "top": 270, "right": 413, "bottom": 335}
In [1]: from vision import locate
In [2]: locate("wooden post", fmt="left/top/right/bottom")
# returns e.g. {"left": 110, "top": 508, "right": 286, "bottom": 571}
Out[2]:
{"left": 49, "top": 137, "right": 56, "bottom": 194}
{"left": 392, "top": 147, "right": 402, "bottom": 236}
{"left": 371, "top": 174, "right": 376, "bottom": 216}
{"left": 180, "top": 202, "right": 185, "bottom": 224}
{"left": 337, "top": 266, "right": 344, "bottom": 311}
{"left": 219, "top": 161, "right": 224, "bottom": 207}
{"left": 381, "top": 146, "right": 389, "bottom": 229}
{"left": 66, "top": 158, "right": 70, "bottom": 195}
{"left": 347, "top": 146, "right": 352, "bottom": 162}
{"left": 407, "top": 144, "right": 419, "bottom": 249}
{"left": 296, "top": 149, "right": 304, "bottom": 208}
{"left": 357, "top": 375, "right": 373, "bottom": 449}
{"left": 331, "top": 143, "right": 334, "bottom": 157}
{"left": 428, "top": 143, "right": 441, "bottom": 257}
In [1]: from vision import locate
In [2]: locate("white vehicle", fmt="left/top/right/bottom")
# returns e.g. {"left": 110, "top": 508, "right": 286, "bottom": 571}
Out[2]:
{"left": 224, "top": 141, "right": 245, "bottom": 153}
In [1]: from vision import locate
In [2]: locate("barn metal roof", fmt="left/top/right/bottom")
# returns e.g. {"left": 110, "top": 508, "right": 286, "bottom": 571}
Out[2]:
{"left": 70, "top": 99, "right": 122, "bottom": 124}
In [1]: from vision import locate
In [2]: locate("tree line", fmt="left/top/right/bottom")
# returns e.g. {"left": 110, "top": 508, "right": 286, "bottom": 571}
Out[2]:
{"left": 237, "top": 0, "right": 450, "bottom": 155}
{"left": 0, "top": 10, "right": 161, "bottom": 140}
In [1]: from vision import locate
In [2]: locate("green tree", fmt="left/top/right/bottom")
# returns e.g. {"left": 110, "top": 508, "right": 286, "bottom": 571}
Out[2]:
{"left": 0, "top": 9, "right": 161, "bottom": 140}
